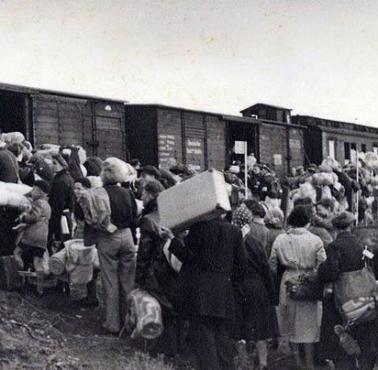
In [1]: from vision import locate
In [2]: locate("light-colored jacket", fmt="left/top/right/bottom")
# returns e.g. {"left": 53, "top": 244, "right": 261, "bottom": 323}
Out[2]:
{"left": 21, "top": 195, "right": 51, "bottom": 249}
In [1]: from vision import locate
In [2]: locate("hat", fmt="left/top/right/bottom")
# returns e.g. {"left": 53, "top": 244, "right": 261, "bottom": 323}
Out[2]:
{"left": 34, "top": 180, "right": 51, "bottom": 194}
{"left": 245, "top": 199, "right": 266, "bottom": 218}
{"left": 144, "top": 179, "right": 165, "bottom": 198}
{"left": 141, "top": 165, "right": 161, "bottom": 179}
{"left": 332, "top": 211, "right": 356, "bottom": 229}
{"left": 74, "top": 177, "right": 91, "bottom": 189}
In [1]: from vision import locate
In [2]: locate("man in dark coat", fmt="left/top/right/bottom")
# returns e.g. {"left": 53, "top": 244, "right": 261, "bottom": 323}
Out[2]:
{"left": 48, "top": 154, "right": 75, "bottom": 252}
{"left": 318, "top": 211, "right": 378, "bottom": 370}
{"left": 136, "top": 180, "right": 180, "bottom": 356}
{"left": 169, "top": 217, "right": 246, "bottom": 370}
{"left": 0, "top": 146, "right": 20, "bottom": 255}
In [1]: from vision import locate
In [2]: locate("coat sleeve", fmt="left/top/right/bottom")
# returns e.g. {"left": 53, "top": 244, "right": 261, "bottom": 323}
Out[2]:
{"left": 269, "top": 237, "right": 281, "bottom": 274}
{"left": 49, "top": 181, "right": 72, "bottom": 217}
{"left": 169, "top": 223, "right": 201, "bottom": 263}
{"left": 135, "top": 218, "right": 158, "bottom": 287}
{"left": 318, "top": 242, "right": 340, "bottom": 283}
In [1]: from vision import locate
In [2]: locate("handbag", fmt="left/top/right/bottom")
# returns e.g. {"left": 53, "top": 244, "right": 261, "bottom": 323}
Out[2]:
{"left": 286, "top": 272, "right": 323, "bottom": 301}
{"left": 335, "top": 267, "right": 378, "bottom": 326}
{"left": 284, "top": 234, "right": 323, "bottom": 301}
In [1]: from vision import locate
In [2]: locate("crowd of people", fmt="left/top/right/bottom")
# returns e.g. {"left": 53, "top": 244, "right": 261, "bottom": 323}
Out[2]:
{"left": 1, "top": 132, "right": 378, "bottom": 370}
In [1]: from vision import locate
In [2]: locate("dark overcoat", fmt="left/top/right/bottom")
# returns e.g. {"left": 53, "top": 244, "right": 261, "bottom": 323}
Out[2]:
{"left": 169, "top": 219, "right": 246, "bottom": 320}
{"left": 48, "top": 169, "right": 75, "bottom": 240}
{"left": 318, "top": 231, "right": 378, "bottom": 360}
{"left": 235, "top": 234, "right": 278, "bottom": 341}
{"left": 135, "top": 198, "right": 178, "bottom": 310}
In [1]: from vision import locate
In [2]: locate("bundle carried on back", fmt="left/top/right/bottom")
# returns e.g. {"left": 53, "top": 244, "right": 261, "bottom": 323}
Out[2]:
{"left": 77, "top": 187, "right": 117, "bottom": 233}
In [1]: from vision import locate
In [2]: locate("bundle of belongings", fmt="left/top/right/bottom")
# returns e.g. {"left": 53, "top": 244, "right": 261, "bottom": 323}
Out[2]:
{"left": 124, "top": 288, "right": 164, "bottom": 340}
{"left": 49, "top": 239, "right": 99, "bottom": 285}
{"left": 0, "top": 181, "right": 31, "bottom": 209}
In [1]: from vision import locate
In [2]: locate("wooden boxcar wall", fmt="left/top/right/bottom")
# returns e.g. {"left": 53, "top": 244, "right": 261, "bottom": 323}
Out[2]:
{"left": 31, "top": 93, "right": 126, "bottom": 159}
{"left": 258, "top": 123, "right": 304, "bottom": 176}
{"left": 125, "top": 105, "right": 226, "bottom": 170}
{"left": 157, "top": 108, "right": 226, "bottom": 171}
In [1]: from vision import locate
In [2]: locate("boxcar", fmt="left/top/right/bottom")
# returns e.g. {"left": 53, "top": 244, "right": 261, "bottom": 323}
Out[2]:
{"left": 125, "top": 104, "right": 305, "bottom": 176}
{"left": 293, "top": 115, "right": 378, "bottom": 165}
{"left": 0, "top": 83, "right": 127, "bottom": 159}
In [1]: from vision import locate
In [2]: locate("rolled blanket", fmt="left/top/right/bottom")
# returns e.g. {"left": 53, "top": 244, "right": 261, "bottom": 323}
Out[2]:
{"left": 49, "top": 248, "right": 67, "bottom": 275}
{"left": 0, "top": 189, "right": 30, "bottom": 210}
{"left": 1, "top": 132, "right": 25, "bottom": 144}
{"left": 0, "top": 181, "right": 32, "bottom": 195}
{"left": 102, "top": 157, "right": 137, "bottom": 183}
{"left": 125, "top": 288, "right": 163, "bottom": 340}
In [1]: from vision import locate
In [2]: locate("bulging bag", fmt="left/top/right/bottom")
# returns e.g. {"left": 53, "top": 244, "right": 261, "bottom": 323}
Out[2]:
{"left": 335, "top": 267, "right": 378, "bottom": 326}
{"left": 125, "top": 289, "right": 163, "bottom": 340}
{"left": 286, "top": 273, "right": 323, "bottom": 301}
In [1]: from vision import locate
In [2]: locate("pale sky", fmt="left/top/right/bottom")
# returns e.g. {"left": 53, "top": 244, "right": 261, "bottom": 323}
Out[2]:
{"left": 1, "top": 0, "right": 378, "bottom": 126}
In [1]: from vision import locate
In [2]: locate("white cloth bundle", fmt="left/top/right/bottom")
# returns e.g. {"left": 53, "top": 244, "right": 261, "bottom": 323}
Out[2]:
{"left": 312, "top": 172, "right": 338, "bottom": 186}
{"left": 125, "top": 288, "right": 164, "bottom": 340}
{"left": 102, "top": 157, "right": 137, "bottom": 183}
{"left": 0, "top": 181, "right": 32, "bottom": 195}
{"left": 364, "top": 152, "right": 378, "bottom": 169}
{"left": 87, "top": 176, "right": 103, "bottom": 188}
{"left": 1, "top": 132, "right": 25, "bottom": 144}
{"left": 0, "top": 182, "right": 31, "bottom": 209}
{"left": 49, "top": 239, "right": 99, "bottom": 284}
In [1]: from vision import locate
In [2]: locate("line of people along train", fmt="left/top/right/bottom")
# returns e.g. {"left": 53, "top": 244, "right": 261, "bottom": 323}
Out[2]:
{"left": 1, "top": 132, "right": 378, "bottom": 370}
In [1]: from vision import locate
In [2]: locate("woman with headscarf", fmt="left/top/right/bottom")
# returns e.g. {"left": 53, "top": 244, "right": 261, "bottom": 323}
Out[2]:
{"left": 264, "top": 207, "right": 285, "bottom": 258}
{"left": 270, "top": 205, "right": 326, "bottom": 370}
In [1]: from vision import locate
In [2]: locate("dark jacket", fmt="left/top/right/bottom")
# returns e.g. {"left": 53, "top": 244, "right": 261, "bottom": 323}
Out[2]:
{"left": 169, "top": 219, "right": 246, "bottom": 320}
{"left": 318, "top": 231, "right": 378, "bottom": 360}
{"left": 135, "top": 198, "right": 178, "bottom": 310}
{"left": 48, "top": 169, "right": 75, "bottom": 239}
{"left": 103, "top": 184, "right": 137, "bottom": 229}
{"left": 0, "top": 148, "right": 19, "bottom": 183}
{"left": 236, "top": 234, "right": 278, "bottom": 340}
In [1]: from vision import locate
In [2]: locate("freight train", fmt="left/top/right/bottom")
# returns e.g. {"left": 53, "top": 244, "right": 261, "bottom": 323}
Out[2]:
{"left": 0, "top": 82, "right": 377, "bottom": 176}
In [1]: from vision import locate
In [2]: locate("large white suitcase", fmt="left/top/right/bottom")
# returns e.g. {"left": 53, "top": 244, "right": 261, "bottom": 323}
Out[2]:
{"left": 158, "top": 169, "right": 231, "bottom": 231}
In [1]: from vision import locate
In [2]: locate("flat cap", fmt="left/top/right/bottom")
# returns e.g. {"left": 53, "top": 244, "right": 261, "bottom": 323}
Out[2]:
{"left": 332, "top": 211, "right": 356, "bottom": 229}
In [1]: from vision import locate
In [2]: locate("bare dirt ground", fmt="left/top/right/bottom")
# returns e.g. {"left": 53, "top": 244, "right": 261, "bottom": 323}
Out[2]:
{"left": 0, "top": 285, "right": 308, "bottom": 370}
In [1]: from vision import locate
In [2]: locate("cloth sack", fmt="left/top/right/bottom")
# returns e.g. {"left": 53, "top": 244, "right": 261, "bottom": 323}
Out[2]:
{"left": 125, "top": 288, "right": 163, "bottom": 340}
{"left": 335, "top": 267, "right": 378, "bottom": 326}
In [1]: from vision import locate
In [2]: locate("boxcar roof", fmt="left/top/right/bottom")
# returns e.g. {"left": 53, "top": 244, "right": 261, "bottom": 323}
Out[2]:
{"left": 294, "top": 114, "right": 378, "bottom": 135}
{"left": 0, "top": 82, "right": 127, "bottom": 104}
{"left": 240, "top": 103, "right": 292, "bottom": 113}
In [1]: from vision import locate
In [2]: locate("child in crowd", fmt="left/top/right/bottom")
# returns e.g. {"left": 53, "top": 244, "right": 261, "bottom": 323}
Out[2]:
{"left": 14, "top": 180, "right": 51, "bottom": 274}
